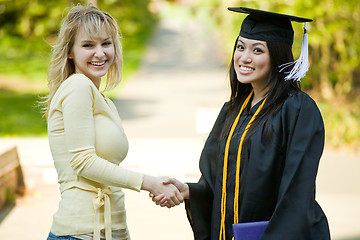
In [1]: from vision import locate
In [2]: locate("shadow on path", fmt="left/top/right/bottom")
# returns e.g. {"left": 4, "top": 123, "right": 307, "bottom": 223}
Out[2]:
{"left": 0, "top": 204, "right": 15, "bottom": 224}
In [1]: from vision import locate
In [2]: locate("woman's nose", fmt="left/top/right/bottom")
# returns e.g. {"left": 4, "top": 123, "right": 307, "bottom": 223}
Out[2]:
{"left": 94, "top": 45, "right": 105, "bottom": 58}
{"left": 239, "top": 50, "right": 252, "bottom": 63}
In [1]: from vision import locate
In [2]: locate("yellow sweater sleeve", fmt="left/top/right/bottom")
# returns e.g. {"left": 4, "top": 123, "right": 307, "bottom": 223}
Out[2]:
{"left": 60, "top": 75, "right": 143, "bottom": 191}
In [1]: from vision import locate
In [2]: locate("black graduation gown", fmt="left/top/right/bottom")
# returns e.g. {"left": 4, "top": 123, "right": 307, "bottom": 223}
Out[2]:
{"left": 185, "top": 91, "right": 330, "bottom": 240}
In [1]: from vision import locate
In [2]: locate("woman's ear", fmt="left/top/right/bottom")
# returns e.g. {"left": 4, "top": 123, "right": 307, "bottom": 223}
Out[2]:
{"left": 68, "top": 50, "right": 73, "bottom": 59}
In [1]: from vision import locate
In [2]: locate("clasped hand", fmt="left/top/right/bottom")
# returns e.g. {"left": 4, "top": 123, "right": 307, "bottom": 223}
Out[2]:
{"left": 142, "top": 175, "right": 184, "bottom": 208}
{"left": 149, "top": 177, "right": 189, "bottom": 208}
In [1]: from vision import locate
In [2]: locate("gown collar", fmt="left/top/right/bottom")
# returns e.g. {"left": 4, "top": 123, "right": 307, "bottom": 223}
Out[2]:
{"left": 246, "top": 97, "right": 266, "bottom": 115}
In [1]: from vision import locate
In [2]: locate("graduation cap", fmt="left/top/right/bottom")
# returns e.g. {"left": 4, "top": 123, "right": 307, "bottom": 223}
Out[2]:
{"left": 228, "top": 7, "right": 313, "bottom": 82}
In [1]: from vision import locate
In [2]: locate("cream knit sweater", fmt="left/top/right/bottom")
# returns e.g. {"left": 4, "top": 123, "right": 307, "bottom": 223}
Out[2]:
{"left": 47, "top": 73, "right": 143, "bottom": 238}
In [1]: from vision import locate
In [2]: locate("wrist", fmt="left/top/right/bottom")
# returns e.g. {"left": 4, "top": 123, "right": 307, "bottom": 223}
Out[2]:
{"left": 183, "top": 183, "right": 190, "bottom": 199}
{"left": 141, "top": 175, "right": 154, "bottom": 192}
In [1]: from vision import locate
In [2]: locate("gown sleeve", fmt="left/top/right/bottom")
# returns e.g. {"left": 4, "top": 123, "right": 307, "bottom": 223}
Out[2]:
{"left": 261, "top": 93, "right": 330, "bottom": 240}
{"left": 61, "top": 76, "right": 143, "bottom": 191}
{"left": 185, "top": 102, "right": 229, "bottom": 240}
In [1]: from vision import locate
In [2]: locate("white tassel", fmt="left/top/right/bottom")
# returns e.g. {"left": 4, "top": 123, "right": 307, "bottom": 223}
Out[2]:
{"left": 279, "top": 23, "right": 310, "bottom": 82}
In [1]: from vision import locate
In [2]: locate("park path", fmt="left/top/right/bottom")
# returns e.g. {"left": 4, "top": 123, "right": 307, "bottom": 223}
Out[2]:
{"left": 0, "top": 4, "right": 359, "bottom": 240}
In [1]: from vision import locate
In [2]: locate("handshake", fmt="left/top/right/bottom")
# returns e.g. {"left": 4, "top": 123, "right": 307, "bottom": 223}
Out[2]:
{"left": 142, "top": 175, "right": 189, "bottom": 208}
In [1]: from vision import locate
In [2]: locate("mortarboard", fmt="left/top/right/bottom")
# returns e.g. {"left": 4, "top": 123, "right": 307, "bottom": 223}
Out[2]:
{"left": 228, "top": 7, "right": 313, "bottom": 82}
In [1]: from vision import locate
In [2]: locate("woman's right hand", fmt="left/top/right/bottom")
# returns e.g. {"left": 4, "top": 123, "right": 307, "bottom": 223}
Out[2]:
{"left": 141, "top": 175, "right": 183, "bottom": 208}
{"left": 150, "top": 178, "right": 189, "bottom": 208}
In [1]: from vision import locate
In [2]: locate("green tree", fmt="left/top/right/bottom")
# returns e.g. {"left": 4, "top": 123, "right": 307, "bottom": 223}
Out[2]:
{"left": 307, "top": 0, "right": 360, "bottom": 99}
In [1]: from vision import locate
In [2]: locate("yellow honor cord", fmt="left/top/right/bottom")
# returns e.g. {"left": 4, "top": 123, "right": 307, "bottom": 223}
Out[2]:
{"left": 233, "top": 97, "right": 267, "bottom": 223}
{"left": 219, "top": 91, "right": 267, "bottom": 240}
{"left": 220, "top": 91, "right": 253, "bottom": 240}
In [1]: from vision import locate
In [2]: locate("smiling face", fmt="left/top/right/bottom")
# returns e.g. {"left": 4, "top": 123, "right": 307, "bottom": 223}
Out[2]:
{"left": 69, "top": 25, "right": 115, "bottom": 87}
{"left": 233, "top": 36, "right": 271, "bottom": 91}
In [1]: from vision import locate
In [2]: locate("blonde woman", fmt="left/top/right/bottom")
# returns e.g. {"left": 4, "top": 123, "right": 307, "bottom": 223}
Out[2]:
{"left": 45, "top": 5, "right": 182, "bottom": 240}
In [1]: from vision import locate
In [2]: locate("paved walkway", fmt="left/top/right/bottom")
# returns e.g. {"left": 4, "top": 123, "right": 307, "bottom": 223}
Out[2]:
{"left": 1, "top": 4, "right": 360, "bottom": 240}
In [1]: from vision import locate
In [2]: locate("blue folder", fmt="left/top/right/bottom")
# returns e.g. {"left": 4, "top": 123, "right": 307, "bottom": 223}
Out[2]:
{"left": 232, "top": 221, "right": 269, "bottom": 240}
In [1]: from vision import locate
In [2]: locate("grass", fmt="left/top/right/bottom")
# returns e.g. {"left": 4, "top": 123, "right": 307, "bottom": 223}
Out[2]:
{"left": 0, "top": 89, "right": 47, "bottom": 137}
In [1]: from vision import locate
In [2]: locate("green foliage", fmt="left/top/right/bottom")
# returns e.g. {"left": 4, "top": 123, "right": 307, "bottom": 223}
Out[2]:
{"left": 0, "top": 37, "right": 50, "bottom": 81}
{"left": 305, "top": 0, "right": 360, "bottom": 99}
{"left": 0, "top": 0, "right": 67, "bottom": 39}
{"left": 0, "top": 89, "right": 47, "bottom": 137}
{"left": 318, "top": 100, "right": 360, "bottom": 151}
{"left": 0, "top": 0, "right": 75, "bottom": 79}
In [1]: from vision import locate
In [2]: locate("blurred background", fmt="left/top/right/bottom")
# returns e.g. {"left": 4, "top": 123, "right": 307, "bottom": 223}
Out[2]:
{"left": 0, "top": 0, "right": 360, "bottom": 148}
{"left": 0, "top": 0, "right": 359, "bottom": 239}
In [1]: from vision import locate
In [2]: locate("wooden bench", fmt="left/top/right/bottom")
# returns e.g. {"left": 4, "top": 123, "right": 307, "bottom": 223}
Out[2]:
{"left": 0, "top": 147, "right": 25, "bottom": 209}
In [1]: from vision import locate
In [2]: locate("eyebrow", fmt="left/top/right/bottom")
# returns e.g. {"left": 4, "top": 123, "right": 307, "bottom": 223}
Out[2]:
{"left": 80, "top": 37, "right": 112, "bottom": 43}
{"left": 238, "top": 39, "right": 266, "bottom": 48}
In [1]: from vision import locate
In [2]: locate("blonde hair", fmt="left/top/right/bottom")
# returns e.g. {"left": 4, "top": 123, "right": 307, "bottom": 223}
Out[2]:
{"left": 43, "top": 5, "right": 122, "bottom": 118}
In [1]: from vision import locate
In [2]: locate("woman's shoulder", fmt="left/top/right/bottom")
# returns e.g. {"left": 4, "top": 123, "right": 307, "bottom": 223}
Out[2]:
{"left": 221, "top": 101, "right": 230, "bottom": 112}
{"left": 51, "top": 74, "right": 96, "bottom": 106}
{"left": 63, "top": 73, "right": 95, "bottom": 90}
{"left": 280, "top": 90, "right": 322, "bottom": 121}
{"left": 56, "top": 74, "right": 96, "bottom": 97}
{"left": 283, "top": 90, "right": 318, "bottom": 110}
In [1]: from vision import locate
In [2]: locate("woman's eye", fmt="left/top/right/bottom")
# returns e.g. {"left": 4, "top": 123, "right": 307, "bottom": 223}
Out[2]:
{"left": 83, "top": 44, "right": 93, "bottom": 48}
{"left": 254, "top": 48, "right": 263, "bottom": 53}
{"left": 103, "top": 41, "right": 112, "bottom": 46}
{"left": 237, "top": 44, "right": 244, "bottom": 50}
